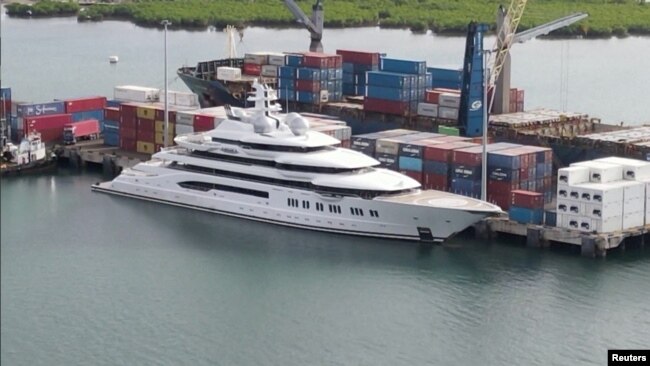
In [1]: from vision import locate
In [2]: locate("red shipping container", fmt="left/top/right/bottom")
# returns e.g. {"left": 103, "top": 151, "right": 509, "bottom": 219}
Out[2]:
{"left": 509, "top": 88, "right": 518, "bottom": 102}
{"left": 302, "top": 52, "right": 329, "bottom": 69}
{"left": 120, "top": 103, "right": 137, "bottom": 121}
{"left": 401, "top": 170, "right": 422, "bottom": 183}
{"left": 121, "top": 115, "right": 137, "bottom": 130}
{"left": 511, "top": 190, "right": 543, "bottom": 209}
{"left": 364, "top": 97, "right": 410, "bottom": 116}
{"left": 327, "top": 55, "right": 342, "bottom": 69}
{"left": 64, "top": 96, "right": 106, "bottom": 113}
{"left": 424, "top": 90, "right": 441, "bottom": 104}
{"left": 137, "top": 118, "right": 155, "bottom": 132}
{"left": 520, "top": 167, "right": 529, "bottom": 181}
{"left": 516, "top": 101, "right": 524, "bottom": 112}
{"left": 154, "top": 108, "right": 177, "bottom": 123}
{"left": 120, "top": 137, "right": 137, "bottom": 152}
{"left": 120, "top": 127, "right": 137, "bottom": 140}
{"left": 23, "top": 114, "right": 73, "bottom": 132}
{"left": 243, "top": 63, "right": 262, "bottom": 75}
{"left": 27, "top": 127, "right": 64, "bottom": 143}
{"left": 1, "top": 100, "right": 10, "bottom": 116}
{"left": 488, "top": 179, "right": 518, "bottom": 195}
{"left": 488, "top": 193, "right": 511, "bottom": 210}
{"left": 423, "top": 173, "right": 449, "bottom": 191}
{"left": 104, "top": 107, "right": 120, "bottom": 121}
{"left": 136, "top": 129, "right": 155, "bottom": 142}
{"left": 193, "top": 114, "right": 214, "bottom": 131}
{"left": 295, "top": 80, "right": 322, "bottom": 93}
{"left": 509, "top": 101, "right": 517, "bottom": 113}
{"left": 336, "top": 50, "right": 380, "bottom": 65}
{"left": 516, "top": 89, "right": 525, "bottom": 103}
{"left": 423, "top": 141, "right": 477, "bottom": 162}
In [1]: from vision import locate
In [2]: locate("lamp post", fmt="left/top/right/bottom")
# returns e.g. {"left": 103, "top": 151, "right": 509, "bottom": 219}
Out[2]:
{"left": 162, "top": 20, "right": 171, "bottom": 148}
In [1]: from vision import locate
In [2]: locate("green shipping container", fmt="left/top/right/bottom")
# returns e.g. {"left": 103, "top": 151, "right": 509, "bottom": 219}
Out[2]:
{"left": 438, "top": 126, "right": 460, "bottom": 136}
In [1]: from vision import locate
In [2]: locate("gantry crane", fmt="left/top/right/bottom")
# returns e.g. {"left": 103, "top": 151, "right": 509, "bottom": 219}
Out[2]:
{"left": 283, "top": 0, "right": 324, "bottom": 52}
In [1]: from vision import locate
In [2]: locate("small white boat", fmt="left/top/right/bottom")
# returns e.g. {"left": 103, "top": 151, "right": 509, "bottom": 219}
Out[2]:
{"left": 109, "top": 56, "right": 119, "bottom": 64}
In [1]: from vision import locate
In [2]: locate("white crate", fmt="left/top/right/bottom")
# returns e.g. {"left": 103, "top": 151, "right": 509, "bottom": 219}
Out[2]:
{"left": 114, "top": 85, "right": 160, "bottom": 103}
{"left": 175, "top": 124, "right": 194, "bottom": 135}
{"left": 623, "top": 211, "right": 644, "bottom": 229}
{"left": 571, "top": 161, "right": 623, "bottom": 183}
{"left": 159, "top": 91, "right": 199, "bottom": 108}
{"left": 267, "top": 53, "right": 286, "bottom": 66}
{"left": 417, "top": 102, "right": 438, "bottom": 117}
{"left": 577, "top": 182, "right": 624, "bottom": 205}
{"left": 217, "top": 67, "right": 242, "bottom": 81}
{"left": 438, "top": 93, "right": 461, "bottom": 108}
{"left": 438, "top": 106, "right": 458, "bottom": 120}
{"left": 175, "top": 110, "right": 196, "bottom": 126}
{"left": 558, "top": 166, "right": 589, "bottom": 185}
{"left": 244, "top": 52, "right": 268, "bottom": 65}
{"left": 584, "top": 201, "right": 623, "bottom": 219}
{"left": 593, "top": 216, "right": 623, "bottom": 233}
{"left": 261, "top": 65, "right": 278, "bottom": 77}
{"left": 595, "top": 156, "right": 650, "bottom": 181}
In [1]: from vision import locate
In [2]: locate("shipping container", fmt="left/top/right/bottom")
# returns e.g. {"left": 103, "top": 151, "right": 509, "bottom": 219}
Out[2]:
{"left": 398, "top": 134, "right": 444, "bottom": 158}
{"left": 488, "top": 167, "right": 520, "bottom": 182}
{"left": 136, "top": 129, "right": 155, "bottom": 142}
{"left": 243, "top": 63, "right": 262, "bottom": 76}
{"left": 136, "top": 141, "right": 155, "bottom": 154}
{"left": 438, "top": 106, "right": 459, "bottom": 120}
{"left": 114, "top": 86, "right": 159, "bottom": 103}
{"left": 450, "top": 177, "right": 481, "bottom": 197}
{"left": 120, "top": 127, "right": 137, "bottom": 140}
{"left": 438, "top": 93, "right": 461, "bottom": 108}
{"left": 380, "top": 58, "right": 426, "bottom": 75}
{"left": 595, "top": 156, "right": 650, "bottom": 181}
{"left": 375, "top": 153, "right": 399, "bottom": 169}
{"left": 423, "top": 141, "right": 478, "bottom": 162}
{"left": 365, "top": 71, "right": 411, "bottom": 89}
{"left": 244, "top": 52, "right": 268, "bottom": 65}
{"left": 427, "top": 67, "right": 462, "bottom": 82}
{"left": 297, "top": 90, "right": 328, "bottom": 104}
{"left": 155, "top": 120, "right": 175, "bottom": 133}
{"left": 438, "top": 126, "right": 460, "bottom": 136}
{"left": 363, "top": 97, "right": 410, "bottom": 116}
{"left": 261, "top": 65, "right": 279, "bottom": 77}
{"left": 423, "top": 173, "right": 449, "bottom": 191}
{"left": 417, "top": 102, "right": 438, "bottom": 117}
{"left": 452, "top": 143, "right": 522, "bottom": 167}
{"left": 104, "top": 107, "right": 120, "bottom": 122}
{"left": 120, "top": 137, "right": 137, "bottom": 151}
{"left": 571, "top": 161, "right": 623, "bottom": 183}
{"left": 336, "top": 50, "right": 380, "bottom": 65}
{"left": 17, "top": 101, "right": 66, "bottom": 117}
{"left": 154, "top": 131, "right": 175, "bottom": 145}
{"left": 451, "top": 164, "right": 482, "bottom": 180}
{"left": 23, "top": 113, "right": 72, "bottom": 133}
{"left": 509, "top": 206, "right": 543, "bottom": 225}
{"left": 104, "top": 120, "right": 120, "bottom": 129}
{"left": 511, "top": 190, "right": 544, "bottom": 209}
{"left": 103, "top": 131, "right": 120, "bottom": 146}
{"left": 558, "top": 166, "right": 590, "bottom": 185}
{"left": 398, "top": 156, "right": 423, "bottom": 172}
{"left": 297, "top": 67, "right": 327, "bottom": 81}
{"left": 267, "top": 53, "right": 286, "bottom": 66}
{"left": 423, "top": 160, "right": 449, "bottom": 175}
{"left": 285, "top": 54, "right": 304, "bottom": 67}
{"left": 64, "top": 96, "right": 106, "bottom": 113}
{"left": 175, "top": 124, "right": 194, "bottom": 135}
{"left": 401, "top": 170, "right": 422, "bottom": 183}
{"left": 194, "top": 114, "right": 216, "bottom": 131}
{"left": 365, "top": 85, "right": 411, "bottom": 102}
{"left": 217, "top": 66, "right": 242, "bottom": 81}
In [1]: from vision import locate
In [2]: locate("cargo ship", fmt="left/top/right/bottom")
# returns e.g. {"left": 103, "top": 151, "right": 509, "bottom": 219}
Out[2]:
{"left": 93, "top": 81, "right": 503, "bottom": 242}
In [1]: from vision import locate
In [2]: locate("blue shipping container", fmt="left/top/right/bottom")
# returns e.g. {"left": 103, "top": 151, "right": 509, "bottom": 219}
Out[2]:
{"left": 398, "top": 156, "right": 423, "bottom": 172}
{"left": 72, "top": 109, "right": 104, "bottom": 122}
{"left": 488, "top": 167, "right": 519, "bottom": 181}
{"left": 365, "top": 85, "right": 411, "bottom": 102}
{"left": 1, "top": 87, "right": 11, "bottom": 101}
{"left": 278, "top": 78, "right": 296, "bottom": 89}
{"left": 545, "top": 210, "right": 557, "bottom": 226}
{"left": 17, "top": 101, "right": 65, "bottom": 117}
{"left": 279, "top": 66, "right": 297, "bottom": 79}
{"left": 296, "top": 91, "right": 322, "bottom": 104}
{"left": 487, "top": 151, "right": 521, "bottom": 169}
{"left": 342, "top": 62, "right": 354, "bottom": 73}
{"left": 380, "top": 58, "right": 426, "bottom": 75}
{"left": 509, "top": 206, "right": 543, "bottom": 225}
{"left": 423, "top": 160, "right": 449, "bottom": 175}
{"left": 104, "top": 122, "right": 119, "bottom": 132}
{"left": 452, "top": 165, "right": 482, "bottom": 179}
{"left": 425, "top": 73, "right": 433, "bottom": 89}
{"left": 536, "top": 163, "right": 546, "bottom": 177}
{"left": 297, "top": 68, "right": 326, "bottom": 81}
{"left": 366, "top": 71, "right": 411, "bottom": 89}
{"left": 431, "top": 80, "right": 462, "bottom": 90}
{"left": 103, "top": 131, "right": 120, "bottom": 146}
{"left": 427, "top": 67, "right": 463, "bottom": 82}
{"left": 353, "top": 63, "right": 378, "bottom": 73}
{"left": 451, "top": 178, "right": 482, "bottom": 197}
{"left": 278, "top": 89, "right": 296, "bottom": 102}
{"left": 106, "top": 99, "right": 121, "bottom": 108}
{"left": 285, "top": 54, "right": 303, "bottom": 67}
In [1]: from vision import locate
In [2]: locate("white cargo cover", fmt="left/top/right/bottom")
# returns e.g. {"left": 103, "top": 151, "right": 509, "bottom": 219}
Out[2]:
{"left": 114, "top": 85, "right": 160, "bottom": 103}
{"left": 595, "top": 156, "right": 650, "bottom": 181}
{"left": 571, "top": 161, "right": 622, "bottom": 183}
{"left": 174, "top": 124, "right": 194, "bottom": 135}
{"left": 417, "top": 102, "right": 438, "bottom": 117}
{"left": 217, "top": 67, "right": 242, "bottom": 81}
{"left": 593, "top": 216, "right": 623, "bottom": 233}
{"left": 159, "top": 91, "right": 200, "bottom": 108}
{"left": 261, "top": 65, "right": 278, "bottom": 77}
{"left": 438, "top": 106, "right": 459, "bottom": 120}
{"left": 438, "top": 93, "right": 461, "bottom": 108}
{"left": 557, "top": 166, "right": 589, "bottom": 185}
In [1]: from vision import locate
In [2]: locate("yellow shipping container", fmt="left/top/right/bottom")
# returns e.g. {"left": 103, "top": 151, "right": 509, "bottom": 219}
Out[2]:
{"left": 136, "top": 106, "right": 156, "bottom": 120}
{"left": 155, "top": 120, "right": 175, "bottom": 133}
{"left": 136, "top": 141, "right": 155, "bottom": 154}
{"left": 155, "top": 131, "right": 175, "bottom": 145}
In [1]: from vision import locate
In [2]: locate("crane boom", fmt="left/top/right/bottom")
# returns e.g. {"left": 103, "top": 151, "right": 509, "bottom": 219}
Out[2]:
{"left": 283, "top": 0, "right": 324, "bottom": 52}
{"left": 489, "top": 1, "right": 528, "bottom": 89}
{"left": 514, "top": 13, "right": 588, "bottom": 43}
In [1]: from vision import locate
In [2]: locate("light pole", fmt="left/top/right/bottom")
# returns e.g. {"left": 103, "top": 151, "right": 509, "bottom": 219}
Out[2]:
{"left": 481, "top": 49, "right": 491, "bottom": 202}
{"left": 162, "top": 20, "right": 171, "bottom": 149}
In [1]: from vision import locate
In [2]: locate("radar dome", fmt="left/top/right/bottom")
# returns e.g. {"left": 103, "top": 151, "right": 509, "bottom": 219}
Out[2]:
{"left": 287, "top": 114, "right": 310, "bottom": 136}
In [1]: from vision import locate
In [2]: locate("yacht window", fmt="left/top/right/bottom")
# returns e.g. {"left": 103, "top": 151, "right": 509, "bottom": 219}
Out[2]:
{"left": 178, "top": 181, "right": 268, "bottom": 198}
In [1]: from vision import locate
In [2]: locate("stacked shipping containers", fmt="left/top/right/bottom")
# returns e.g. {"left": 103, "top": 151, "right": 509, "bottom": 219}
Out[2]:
{"left": 1, "top": 88, "right": 13, "bottom": 140}
{"left": 63, "top": 96, "right": 106, "bottom": 131}
{"left": 509, "top": 88, "right": 525, "bottom": 113}
{"left": 103, "top": 104, "right": 120, "bottom": 146}
{"left": 420, "top": 88, "right": 461, "bottom": 120}
{"left": 508, "top": 190, "right": 544, "bottom": 224}
{"left": 17, "top": 101, "right": 69, "bottom": 143}
{"left": 276, "top": 52, "right": 343, "bottom": 105}
{"left": 364, "top": 57, "right": 430, "bottom": 116}
{"left": 337, "top": 50, "right": 380, "bottom": 96}
{"left": 422, "top": 140, "right": 477, "bottom": 191}
{"left": 556, "top": 156, "right": 650, "bottom": 233}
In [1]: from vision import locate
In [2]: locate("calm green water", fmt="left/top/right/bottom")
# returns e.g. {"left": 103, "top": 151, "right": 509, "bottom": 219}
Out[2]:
{"left": 2, "top": 170, "right": 650, "bottom": 365}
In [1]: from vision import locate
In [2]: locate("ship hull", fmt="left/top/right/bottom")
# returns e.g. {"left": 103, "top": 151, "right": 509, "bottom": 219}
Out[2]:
{"left": 177, "top": 72, "right": 245, "bottom": 108}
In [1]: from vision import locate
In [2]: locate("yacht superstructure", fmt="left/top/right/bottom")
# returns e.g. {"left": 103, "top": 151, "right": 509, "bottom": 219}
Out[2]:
{"left": 92, "top": 81, "right": 502, "bottom": 242}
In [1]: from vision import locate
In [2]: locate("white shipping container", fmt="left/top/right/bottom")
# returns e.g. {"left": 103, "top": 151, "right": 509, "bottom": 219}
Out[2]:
{"left": 159, "top": 91, "right": 200, "bottom": 108}
{"left": 114, "top": 85, "right": 160, "bottom": 103}
{"left": 217, "top": 67, "right": 242, "bottom": 81}
{"left": 613, "top": 180, "right": 645, "bottom": 202}
{"left": 623, "top": 199, "right": 645, "bottom": 214}
{"left": 577, "top": 182, "right": 624, "bottom": 205}
{"left": 175, "top": 124, "right": 194, "bottom": 135}
{"left": 261, "top": 65, "right": 278, "bottom": 77}
{"left": 244, "top": 52, "right": 268, "bottom": 65}
{"left": 417, "top": 102, "right": 438, "bottom": 117}
{"left": 438, "top": 106, "right": 459, "bottom": 120}
{"left": 571, "top": 161, "right": 622, "bottom": 183}
{"left": 175, "top": 111, "right": 196, "bottom": 126}
{"left": 578, "top": 217, "right": 593, "bottom": 232}
{"left": 319, "top": 90, "right": 329, "bottom": 103}
{"left": 438, "top": 93, "right": 461, "bottom": 108}
{"left": 593, "top": 215, "right": 623, "bottom": 233}
{"left": 267, "top": 53, "right": 286, "bottom": 66}
{"left": 584, "top": 201, "right": 623, "bottom": 219}
{"left": 376, "top": 138, "right": 401, "bottom": 155}
{"left": 557, "top": 166, "right": 589, "bottom": 185}
{"left": 596, "top": 156, "right": 650, "bottom": 181}
{"left": 557, "top": 183, "right": 570, "bottom": 200}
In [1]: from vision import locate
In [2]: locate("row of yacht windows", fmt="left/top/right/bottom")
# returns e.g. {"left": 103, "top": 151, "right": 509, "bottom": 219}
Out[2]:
{"left": 286, "top": 199, "right": 379, "bottom": 217}
{"left": 210, "top": 137, "right": 334, "bottom": 153}
{"left": 191, "top": 149, "right": 363, "bottom": 174}
{"left": 169, "top": 162, "right": 416, "bottom": 199}
{"left": 178, "top": 181, "right": 269, "bottom": 198}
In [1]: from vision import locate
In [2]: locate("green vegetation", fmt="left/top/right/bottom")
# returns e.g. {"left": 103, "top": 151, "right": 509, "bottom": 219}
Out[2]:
{"left": 6, "top": 0, "right": 650, "bottom": 38}
{"left": 6, "top": 0, "right": 78, "bottom": 17}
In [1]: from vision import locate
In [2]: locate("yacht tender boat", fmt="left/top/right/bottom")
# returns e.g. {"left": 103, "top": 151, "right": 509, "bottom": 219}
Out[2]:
{"left": 92, "top": 81, "right": 502, "bottom": 242}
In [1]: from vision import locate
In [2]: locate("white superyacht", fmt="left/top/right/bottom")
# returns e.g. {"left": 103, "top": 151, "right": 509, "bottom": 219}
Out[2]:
{"left": 92, "top": 81, "right": 502, "bottom": 242}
